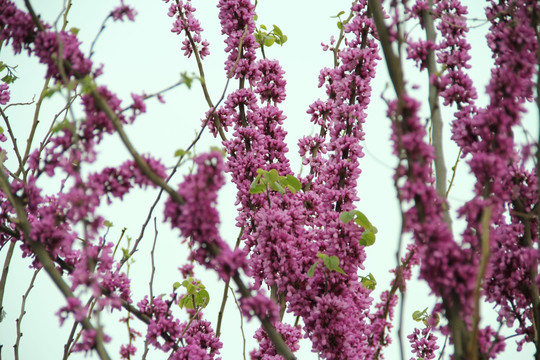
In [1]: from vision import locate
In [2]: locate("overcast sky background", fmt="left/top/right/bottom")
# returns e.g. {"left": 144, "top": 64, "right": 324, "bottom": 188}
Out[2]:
{"left": 0, "top": 1, "right": 537, "bottom": 359}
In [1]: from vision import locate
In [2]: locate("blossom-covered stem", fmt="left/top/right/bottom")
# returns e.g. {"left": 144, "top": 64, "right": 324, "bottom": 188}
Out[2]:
{"left": 14, "top": 268, "right": 39, "bottom": 360}
{"left": 0, "top": 170, "right": 111, "bottom": 360}
{"left": 87, "top": 87, "right": 184, "bottom": 205}
{"left": 369, "top": 1, "right": 471, "bottom": 357}
{"left": 372, "top": 249, "right": 416, "bottom": 359}
{"left": 419, "top": 0, "right": 451, "bottom": 226}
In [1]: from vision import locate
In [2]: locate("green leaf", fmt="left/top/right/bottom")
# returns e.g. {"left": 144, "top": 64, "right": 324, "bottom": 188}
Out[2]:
{"left": 269, "top": 180, "right": 285, "bottom": 194}
{"left": 307, "top": 260, "right": 319, "bottom": 277}
{"left": 360, "top": 273, "right": 377, "bottom": 290}
{"left": 179, "top": 294, "right": 195, "bottom": 309}
{"left": 272, "top": 24, "right": 283, "bottom": 36}
{"left": 360, "top": 230, "right": 376, "bottom": 247}
{"left": 174, "top": 149, "right": 189, "bottom": 157}
{"left": 0, "top": 126, "right": 3, "bottom": 134}
{"left": 1, "top": 74, "right": 16, "bottom": 84}
{"left": 337, "top": 21, "right": 343, "bottom": 30}
{"left": 339, "top": 211, "right": 356, "bottom": 224}
{"left": 285, "top": 174, "right": 302, "bottom": 191}
{"left": 70, "top": 27, "right": 80, "bottom": 35}
{"left": 249, "top": 184, "right": 266, "bottom": 194}
{"left": 104, "top": 220, "right": 114, "bottom": 228}
{"left": 260, "top": 24, "right": 267, "bottom": 30}
{"left": 195, "top": 289, "right": 210, "bottom": 307}
{"left": 263, "top": 36, "right": 275, "bottom": 47}
{"left": 268, "top": 169, "right": 279, "bottom": 182}
{"left": 173, "top": 282, "right": 181, "bottom": 290}
{"left": 354, "top": 210, "right": 376, "bottom": 233}
{"left": 412, "top": 308, "right": 428, "bottom": 322}
{"left": 331, "top": 10, "right": 346, "bottom": 18}
{"left": 318, "top": 253, "right": 346, "bottom": 275}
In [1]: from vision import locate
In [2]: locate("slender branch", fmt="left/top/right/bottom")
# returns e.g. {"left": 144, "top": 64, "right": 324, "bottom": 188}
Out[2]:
{"left": 467, "top": 206, "right": 492, "bottom": 360}
{"left": 15, "top": 77, "right": 51, "bottom": 179}
{"left": 0, "top": 241, "right": 15, "bottom": 323}
{"left": 421, "top": 0, "right": 452, "bottom": 228}
{"left": 0, "top": 106, "right": 24, "bottom": 170}
{"left": 14, "top": 268, "right": 40, "bottom": 360}
{"left": 367, "top": 0, "right": 405, "bottom": 98}
{"left": 216, "top": 226, "right": 244, "bottom": 337}
{"left": 445, "top": 149, "right": 462, "bottom": 198}
{"left": 229, "top": 285, "right": 247, "bottom": 360}
{"left": 149, "top": 218, "right": 158, "bottom": 305}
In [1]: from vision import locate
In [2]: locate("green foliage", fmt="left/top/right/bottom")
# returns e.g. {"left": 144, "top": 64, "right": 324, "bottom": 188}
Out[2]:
{"left": 412, "top": 307, "right": 440, "bottom": 327}
{"left": 174, "top": 149, "right": 189, "bottom": 157}
{"left": 177, "top": 277, "right": 210, "bottom": 310}
{"left": 359, "top": 273, "right": 377, "bottom": 290}
{"left": 339, "top": 209, "right": 378, "bottom": 247}
{"left": 330, "top": 10, "right": 348, "bottom": 30}
{"left": 180, "top": 72, "right": 196, "bottom": 89}
{"left": 255, "top": 24, "right": 288, "bottom": 48}
{"left": 81, "top": 75, "right": 96, "bottom": 94}
{"left": 308, "top": 253, "right": 347, "bottom": 277}
{"left": 51, "top": 119, "right": 75, "bottom": 134}
{"left": 249, "top": 168, "right": 301, "bottom": 195}
{"left": 0, "top": 61, "right": 18, "bottom": 84}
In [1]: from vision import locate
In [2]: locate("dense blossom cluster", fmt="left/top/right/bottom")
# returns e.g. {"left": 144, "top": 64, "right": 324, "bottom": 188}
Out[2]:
{"left": 166, "top": 0, "right": 210, "bottom": 59}
{"left": 407, "top": 327, "right": 439, "bottom": 360}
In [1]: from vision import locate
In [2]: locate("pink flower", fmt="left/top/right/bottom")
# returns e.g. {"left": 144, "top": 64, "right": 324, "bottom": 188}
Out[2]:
{"left": 0, "top": 83, "right": 10, "bottom": 104}
{"left": 111, "top": 1, "right": 137, "bottom": 22}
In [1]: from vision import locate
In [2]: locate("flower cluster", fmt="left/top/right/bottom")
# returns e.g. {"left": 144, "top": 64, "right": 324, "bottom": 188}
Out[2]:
{"left": 0, "top": 0, "right": 36, "bottom": 54}
{"left": 33, "top": 30, "right": 93, "bottom": 82}
{"left": 0, "top": 83, "right": 10, "bottom": 104}
{"left": 111, "top": 1, "right": 137, "bottom": 22}
{"left": 217, "top": 0, "right": 258, "bottom": 77}
{"left": 407, "top": 327, "right": 439, "bottom": 360}
{"left": 164, "top": 151, "right": 247, "bottom": 280}
{"left": 166, "top": 0, "right": 210, "bottom": 59}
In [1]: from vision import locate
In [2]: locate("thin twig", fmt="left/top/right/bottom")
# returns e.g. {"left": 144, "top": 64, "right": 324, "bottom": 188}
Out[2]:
{"left": 229, "top": 286, "right": 247, "bottom": 360}
{"left": 14, "top": 268, "right": 40, "bottom": 360}
{"left": 216, "top": 226, "right": 244, "bottom": 337}
{"left": 0, "top": 241, "right": 15, "bottom": 323}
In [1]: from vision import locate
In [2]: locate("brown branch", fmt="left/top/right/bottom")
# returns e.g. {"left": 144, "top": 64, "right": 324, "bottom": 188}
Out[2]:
{"left": 467, "top": 206, "right": 492, "bottom": 360}
{"left": 421, "top": 0, "right": 452, "bottom": 228}
{"left": 14, "top": 268, "right": 40, "bottom": 360}
{"left": 0, "top": 241, "right": 15, "bottom": 323}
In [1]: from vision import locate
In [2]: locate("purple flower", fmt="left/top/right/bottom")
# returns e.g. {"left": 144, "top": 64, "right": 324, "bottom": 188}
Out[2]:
{"left": 111, "top": 1, "right": 137, "bottom": 22}
{"left": 0, "top": 83, "right": 10, "bottom": 104}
